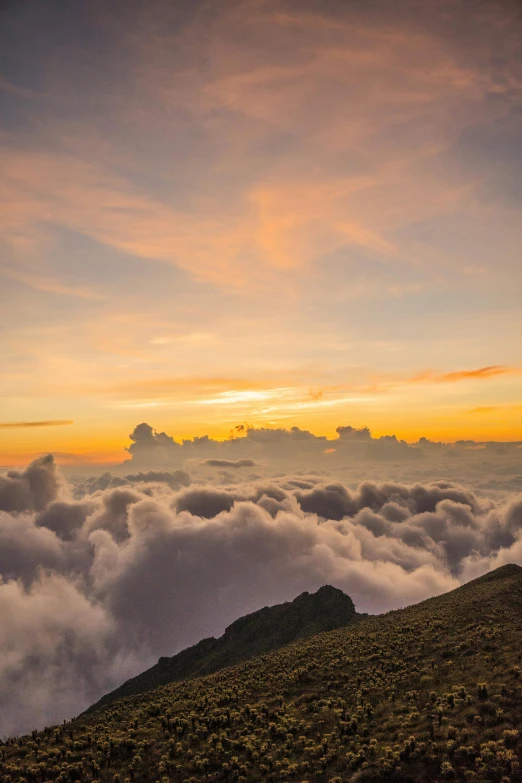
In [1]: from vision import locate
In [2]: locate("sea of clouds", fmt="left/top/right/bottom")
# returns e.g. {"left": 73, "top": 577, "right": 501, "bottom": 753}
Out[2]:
{"left": 1, "top": 423, "right": 521, "bottom": 737}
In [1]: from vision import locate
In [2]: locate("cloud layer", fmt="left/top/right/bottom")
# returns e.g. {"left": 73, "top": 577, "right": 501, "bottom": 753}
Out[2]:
{"left": 122, "top": 421, "right": 522, "bottom": 478}
{"left": 0, "top": 452, "right": 521, "bottom": 737}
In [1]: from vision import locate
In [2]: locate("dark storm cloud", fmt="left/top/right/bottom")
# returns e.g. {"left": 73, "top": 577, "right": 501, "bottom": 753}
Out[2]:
{"left": 0, "top": 454, "right": 521, "bottom": 737}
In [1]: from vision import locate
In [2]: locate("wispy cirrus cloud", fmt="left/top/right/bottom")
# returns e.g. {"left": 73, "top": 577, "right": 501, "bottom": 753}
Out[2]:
{"left": 413, "top": 366, "right": 519, "bottom": 384}
{"left": 467, "top": 404, "right": 522, "bottom": 415}
{"left": 0, "top": 421, "right": 74, "bottom": 429}
{"left": 2, "top": 0, "right": 521, "bottom": 290}
{"left": 366, "top": 365, "right": 520, "bottom": 393}
{"left": 1, "top": 265, "right": 104, "bottom": 300}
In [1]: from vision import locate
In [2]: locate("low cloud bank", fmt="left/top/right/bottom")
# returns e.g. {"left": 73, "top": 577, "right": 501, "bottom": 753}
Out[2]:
{"left": 123, "top": 421, "right": 522, "bottom": 472}
{"left": 0, "top": 455, "right": 521, "bottom": 736}
{"left": 123, "top": 422, "right": 424, "bottom": 467}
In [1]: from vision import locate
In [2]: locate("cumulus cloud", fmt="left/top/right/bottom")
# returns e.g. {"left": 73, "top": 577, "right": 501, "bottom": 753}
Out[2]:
{"left": 0, "top": 453, "right": 521, "bottom": 737}
{"left": 73, "top": 468, "right": 191, "bottom": 498}
{"left": 121, "top": 421, "right": 414, "bottom": 469}
{"left": 336, "top": 426, "right": 372, "bottom": 441}
{"left": 0, "top": 454, "right": 66, "bottom": 513}
{"left": 122, "top": 421, "right": 522, "bottom": 475}
{"left": 0, "top": 573, "right": 141, "bottom": 736}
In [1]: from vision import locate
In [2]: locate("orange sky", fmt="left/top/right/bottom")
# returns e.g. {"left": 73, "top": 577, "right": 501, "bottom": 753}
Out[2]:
{"left": 1, "top": 0, "right": 521, "bottom": 464}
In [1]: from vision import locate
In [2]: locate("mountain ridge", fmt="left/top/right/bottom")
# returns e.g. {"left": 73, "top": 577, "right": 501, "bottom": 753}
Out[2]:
{"left": 85, "top": 583, "right": 365, "bottom": 715}
{"left": 5, "top": 563, "right": 522, "bottom": 783}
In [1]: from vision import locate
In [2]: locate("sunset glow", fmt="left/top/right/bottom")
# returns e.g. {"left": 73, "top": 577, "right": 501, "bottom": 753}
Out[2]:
{"left": 1, "top": 0, "right": 521, "bottom": 464}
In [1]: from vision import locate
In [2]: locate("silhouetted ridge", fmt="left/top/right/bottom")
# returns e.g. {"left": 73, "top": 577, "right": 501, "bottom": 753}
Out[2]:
{"left": 465, "top": 562, "right": 522, "bottom": 584}
{"left": 86, "top": 584, "right": 362, "bottom": 714}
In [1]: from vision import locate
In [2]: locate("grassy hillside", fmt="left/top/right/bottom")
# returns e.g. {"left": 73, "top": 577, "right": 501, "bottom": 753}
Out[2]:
{"left": 2, "top": 564, "right": 522, "bottom": 783}
{"left": 87, "top": 585, "right": 362, "bottom": 714}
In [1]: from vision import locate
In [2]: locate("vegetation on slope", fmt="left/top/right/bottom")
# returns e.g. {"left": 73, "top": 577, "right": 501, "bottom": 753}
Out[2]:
{"left": 2, "top": 564, "right": 522, "bottom": 783}
{"left": 87, "top": 585, "right": 361, "bottom": 713}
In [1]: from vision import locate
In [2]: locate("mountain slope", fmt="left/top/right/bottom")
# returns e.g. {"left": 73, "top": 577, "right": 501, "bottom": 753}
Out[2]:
{"left": 87, "top": 584, "right": 362, "bottom": 713}
{"left": 4, "top": 564, "right": 522, "bottom": 783}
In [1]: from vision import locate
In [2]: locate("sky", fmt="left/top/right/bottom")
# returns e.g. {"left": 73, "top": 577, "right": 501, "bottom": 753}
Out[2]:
{"left": 1, "top": 0, "right": 522, "bottom": 466}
